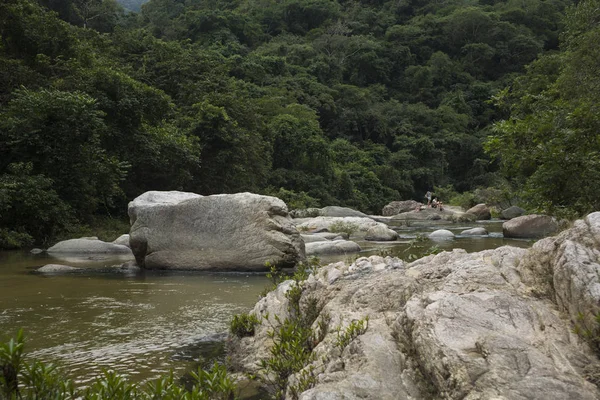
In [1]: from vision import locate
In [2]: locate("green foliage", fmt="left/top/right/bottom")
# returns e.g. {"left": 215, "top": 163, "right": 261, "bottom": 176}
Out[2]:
{"left": 328, "top": 221, "right": 359, "bottom": 237}
{"left": 0, "top": 330, "right": 237, "bottom": 400}
{"left": 230, "top": 313, "right": 260, "bottom": 338}
{"left": 335, "top": 317, "right": 369, "bottom": 352}
{"left": 0, "top": 0, "right": 572, "bottom": 240}
{"left": 254, "top": 259, "right": 324, "bottom": 399}
{"left": 487, "top": 0, "right": 600, "bottom": 217}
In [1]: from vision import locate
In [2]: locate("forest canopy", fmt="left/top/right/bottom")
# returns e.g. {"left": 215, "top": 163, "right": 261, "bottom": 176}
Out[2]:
{"left": 0, "top": 0, "right": 593, "bottom": 247}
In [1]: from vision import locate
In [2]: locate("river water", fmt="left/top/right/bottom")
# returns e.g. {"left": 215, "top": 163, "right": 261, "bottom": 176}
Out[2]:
{"left": 0, "top": 219, "right": 533, "bottom": 386}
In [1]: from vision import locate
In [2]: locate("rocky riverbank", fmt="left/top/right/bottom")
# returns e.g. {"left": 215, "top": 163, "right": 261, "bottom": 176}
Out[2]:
{"left": 227, "top": 212, "right": 600, "bottom": 399}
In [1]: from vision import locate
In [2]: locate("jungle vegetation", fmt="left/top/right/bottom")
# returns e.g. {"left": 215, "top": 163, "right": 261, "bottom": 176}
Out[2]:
{"left": 1, "top": 0, "right": 597, "bottom": 248}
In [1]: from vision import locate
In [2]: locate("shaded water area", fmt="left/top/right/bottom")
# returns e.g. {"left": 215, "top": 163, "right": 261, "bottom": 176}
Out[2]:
{"left": 0, "top": 219, "right": 533, "bottom": 385}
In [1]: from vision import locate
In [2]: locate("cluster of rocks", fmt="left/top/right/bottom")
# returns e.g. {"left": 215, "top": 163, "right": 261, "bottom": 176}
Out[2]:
{"left": 229, "top": 213, "right": 600, "bottom": 399}
{"left": 37, "top": 192, "right": 556, "bottom": 272}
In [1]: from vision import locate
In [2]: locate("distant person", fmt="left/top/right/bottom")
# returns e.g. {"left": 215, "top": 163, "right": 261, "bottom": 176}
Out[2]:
{"left": 439, "top": 200, "right": 444, "bottom": 211}
{"left": 425, "top": 191, "right": 432, "bottom": 207}
{"left": 431, "top": 198, "right": 438, "bottom": 208}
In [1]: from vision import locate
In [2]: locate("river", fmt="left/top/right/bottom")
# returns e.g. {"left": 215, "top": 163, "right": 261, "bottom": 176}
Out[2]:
{"left": 0, "top": 219, "right": 533, "bottom": 386}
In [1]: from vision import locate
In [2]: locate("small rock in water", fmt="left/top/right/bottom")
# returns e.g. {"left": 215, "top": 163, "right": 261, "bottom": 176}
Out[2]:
{"left": 429, "top": 229, "right": 455, "bottom": 239}
{"left": 461, "top": 227, "right": 488, "bottom": 236}
{"left": 30, "top": 248, "right": 44, "bottom": 254}
{"left": 37, "top": 264, "right": 81, "bottom": 273}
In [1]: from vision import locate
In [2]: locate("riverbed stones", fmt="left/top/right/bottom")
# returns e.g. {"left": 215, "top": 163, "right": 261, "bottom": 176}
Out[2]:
{"left": 230, "top": 215, "right": 600, "bottom": 399}
{"left": 129, "top": 191, "right": 305, "bottom": 271}
{"left": 466, "top": 203, "right": 491, "bottom": 220}
{"left": 381, "top": 200, "right": 422, "bottom": 216}
{"left": 429, "top": 229, "right": 455, "bottom": 239}
{"left": 47, "top": 238, "right": 133, "bottom": 254}
{"left": 305, "top": 240, "right": 361, "bottom": 256}
{"left": 501, "top": 205, "right": 526, "bottom": 220}
{"left": 301, "top": 234, "right": 329, "bottom": 243}
{"left": 460, "top": 227, "right": 488, "bottom": 236}
{"left": 503, "top": 214, "right": 559, "bottom": 238}
{"left": 364, "top": 225, "right": 398, "bottom": 241}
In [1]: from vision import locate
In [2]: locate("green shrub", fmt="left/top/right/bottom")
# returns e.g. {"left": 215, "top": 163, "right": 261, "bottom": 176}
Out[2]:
{"left": 328, "top": 221, "right": 359, "bottom": 237}
{"left": 0, "top": 329, "right": 238, "bottom": 400}
{"left": 449, "top": 191, "right": 477, "bottom": 210}
{"left": 230, "top": 313, "right": 260, "bottom": 338}
{"left": 335, "top": 317, "right": 369, "bottom": 352}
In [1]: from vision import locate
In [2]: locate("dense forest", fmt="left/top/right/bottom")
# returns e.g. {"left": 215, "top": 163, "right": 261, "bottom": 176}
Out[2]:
{"left": 0, "top": 0, "right": 599, "bottom": 248}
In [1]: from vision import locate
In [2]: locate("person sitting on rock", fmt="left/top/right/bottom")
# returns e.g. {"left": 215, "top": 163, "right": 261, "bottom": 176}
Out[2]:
{"left": 431, "top": 198, "right": 439, "bottom": 208}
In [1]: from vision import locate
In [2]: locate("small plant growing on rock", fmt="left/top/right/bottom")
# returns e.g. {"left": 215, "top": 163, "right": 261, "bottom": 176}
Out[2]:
{"left": 230, "top": 313, "right": 260, "bottom": 338}
{"left": 328, "top": 221, "right": 359, "bottom": 237}
{"left": 335, "top": 317, "right": 369, "bottom": 352}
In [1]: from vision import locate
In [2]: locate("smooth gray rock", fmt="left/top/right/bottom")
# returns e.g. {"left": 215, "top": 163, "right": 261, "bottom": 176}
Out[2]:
{"left": 301, "top": 234, "right": 329, "bottom": 243}
{"left": 112, "top": 234, "right": 130, "bottom": 248}
{"left": 381, "top": 200, "right": 422, "bottom": 216}
{"left": 230, "top": 221, "right": 600, "bottom": 400}
{"left": 47, "top": 239, "right": 132, "bottom": 254}
{"left": 428, "top": 229, "right": 455, "bottom": 239}
{"left": 129, "top": 191, "right": 305, "bottom": 271}
{"left": 305, "top": 240, "right": 361, "bottom": 256}
{"left": 501, "top": 205, "right": 526, "bottom": 220}
{"left": 466, "top": 203, "right": 491, "bottom": 220}
{"left": 30, "top": 248, "right": 44, "bottom": 254}
{"left": 320, "top": 206, "right": 368, "bottom": 218}
{"left": 128, "top": 190, "right": 202, "bottom": 224}
{"left": 37, "top": 264, "right": 81, "bottom": 273}
{"left": 503, "top": 214, "right": 558, "bottom": 238}
{"left": 296, "top": 217, "right": 381, "bottom": 234}
{"left": 364, "top": 225, "right": 398, "bottom": 241}
{"left": 519, "top": 212, "right": 600, "bottom": 334}
{"left": 313, "top": 232, "right": 349, "bottom": 240}
{"left": 460, "top": 227, "right": 488, "bottom": 236}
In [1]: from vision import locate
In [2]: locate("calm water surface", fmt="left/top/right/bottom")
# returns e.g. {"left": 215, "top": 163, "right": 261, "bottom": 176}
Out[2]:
{"left": 0, "top": 219, "right": 534, "bottom": 385}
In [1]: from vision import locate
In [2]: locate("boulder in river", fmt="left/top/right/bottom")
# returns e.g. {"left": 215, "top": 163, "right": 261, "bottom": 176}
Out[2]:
{"left": 305, "top": 240, "right": 361, "bottom": 256}
{"left": 460, "top": 227, "right": 488, "bottom": 236}
{"left": 47, "top": 238, "right": 132, "bottom": 254}
{"left": 501, "top": 205, "right": 526, "bottom": 220}
{"left": 466, "top": 203, "right": 491, "bottom": 220}
{"left": 503, "top": 214, "right": 558, "bottom": 238}
{"left": 229, "top": 213, "right": 600, "bottom": 399}
{"left": 429, "top": 229, "right": 455, "bottom": 239}
{"left": 129, "top": 191, "right": 305, "bottom": 271}
{"left": 364, "top": 225, "right": 398, "bottom": 241}
{"left": 381, "top": 200, "right": 422, "bottom": 216}
{"left": 295, "top": 217, "right": 382, "bottom": 235}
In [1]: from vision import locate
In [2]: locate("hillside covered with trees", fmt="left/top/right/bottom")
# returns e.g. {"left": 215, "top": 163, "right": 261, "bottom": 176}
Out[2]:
{"left": 1, "top": 0, "right": 597, "bottom": 248}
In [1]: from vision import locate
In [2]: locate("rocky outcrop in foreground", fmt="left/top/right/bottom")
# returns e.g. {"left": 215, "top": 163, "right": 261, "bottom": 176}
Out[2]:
{"left": 230, "top": 213, "right": 600, "bottom": 399}
{"left": 129, "top": 191, "right": 305, "bottom": 270}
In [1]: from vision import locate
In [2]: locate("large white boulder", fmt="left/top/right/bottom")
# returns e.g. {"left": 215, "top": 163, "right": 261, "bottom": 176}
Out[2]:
{"left": 128, "top": 191, "right": 305, "bottom": 271}
{"left": 230, "top": 214, "right": 600, "bottom": 399}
